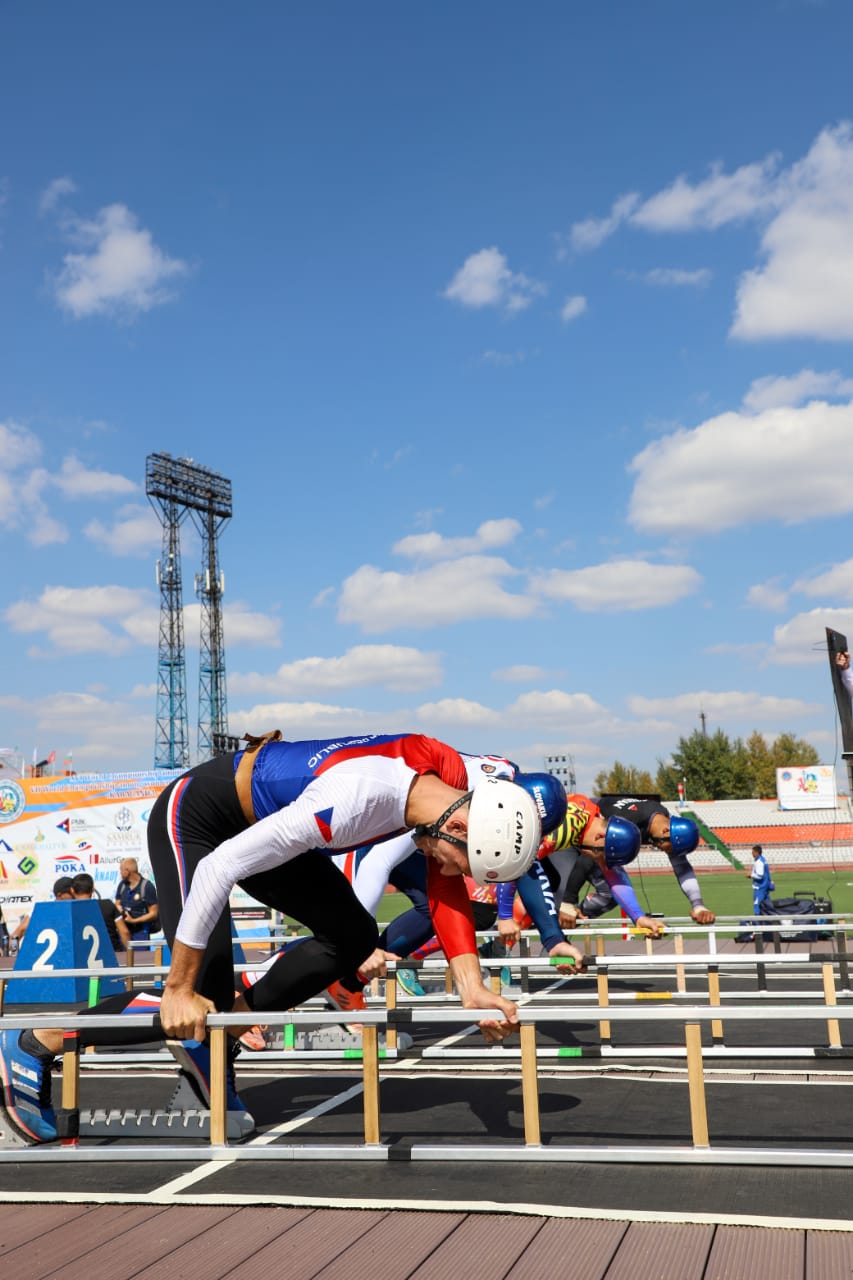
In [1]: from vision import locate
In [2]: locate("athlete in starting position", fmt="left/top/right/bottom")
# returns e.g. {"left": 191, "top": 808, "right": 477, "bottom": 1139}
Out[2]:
{"left": 0, "top": 732, "right": 542, "bottom": 1144}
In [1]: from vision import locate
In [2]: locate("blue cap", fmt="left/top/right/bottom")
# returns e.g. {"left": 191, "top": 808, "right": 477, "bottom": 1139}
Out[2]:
{"left": 514, "top": 772, "right": 567, "bottom": 836}
{"left": 603, "top": 816, "right": 641, "bottom": 866}
{"left": 667, "top": 815, "right": 699, "bottom": 854}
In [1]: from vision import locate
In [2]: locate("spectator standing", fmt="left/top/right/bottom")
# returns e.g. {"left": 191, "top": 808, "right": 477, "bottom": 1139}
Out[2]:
{"left": 114, "top": 858, "right": 159, "bottom": 942}
{"left": 749, "top": 843, "right": 773, "bottom": 912}
{"left": 72, "top": 873, "right": 131, "bottom": 953}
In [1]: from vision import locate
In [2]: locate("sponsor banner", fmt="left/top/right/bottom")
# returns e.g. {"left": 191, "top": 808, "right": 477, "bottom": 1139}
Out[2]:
{"left": 776, "top": 764, "right": 837, "bottom": 810}
{"left": 0, "top": 771, "right": 180, "bottom": 930}
{"left": 0, "top": 767, "right": 270, "bottom": 933}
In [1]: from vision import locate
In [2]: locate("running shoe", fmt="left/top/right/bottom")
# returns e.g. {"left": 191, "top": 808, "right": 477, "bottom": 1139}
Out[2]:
{"left": 167, "top": 1039, "right": 255, "bottom": 1135}
{"left": 323, "top": 979, "right": 366, "bottom": 1033}
{"left": 395, "top": 967, "right": 426, "bottom": 998}
{"left": 0, "top": 1029, "right": 57, "bottom": 1144}
{"left": 238, "top": 1025, "right": 268, "bottom": 1052}
{"left": 500, "top": 966, "right": 513, "bottom": 989}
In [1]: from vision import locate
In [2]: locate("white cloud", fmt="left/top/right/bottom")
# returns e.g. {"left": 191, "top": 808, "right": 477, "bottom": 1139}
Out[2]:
{"left": 17, "top": 688, "right": 154, "bottom": 770}
{"left": 640, "top": 268, "right": 712, "bottom": 287}
{"left": 0, "top": 420, "right": 42, "bottom": 470}
{"left": 52, "top": 202, "right": 189, "bottom": 319}
{"left": 4, "top": 585, "right": 151, "bottom": 654}
{"left": 39, "top": 176, "right": 77, "bottom": 215}
{"left": 229, "top": 700, "right": 384, "bottom": 741}
{"left": 393, "top": 518, "right": 522, "bottom": 562}
{"left": 415, "top": 697, "right": 502, "bottom": 728}
{"left": 184, "top": 603, "right": 281, "bottom": 650}
{"left": 747, "top": 579, "right": 789, "bottom": 611}
{"left": 52, "top": 455, "right": 137, "bottom": 499}
{"left": 84, "top": 504, "right": 162, "bottom": 556}
{"left": 560, "top": 295, "right": 587, "bottom": 323}
{"left": 743, "top": 369, "right": 853, "bottom": 412}
{"left": 629, "top": 399, "right": 853, "bottom": 535}
{"left": 443, "top": 247, "right": 546, "bottom": 313}
{"left": 732, "top": 124, "right": 853, "bottom": 340}
{"left": 794, "top": 559, "right": 853, "bottom": 601}
{"left": 230, "top": 645, "right": 442, "bottom": 696}
{"left": 632, "top": 156, "right": 781, "bottom": 232}
{"left": 337, "top": 555, "right": 539, "bottom": 632}
{"left": 767, "top": 608, "right": 853, "bottom": 665}
{"left": 568, "top": 192, "right": 640, "bottom": 252}
{"left": 628, "top": 689, "right": 821, "bottom": 721}
{"left": 4, "top": 585, "right": 280, "bottom": 657}
{"left": 566, "top": 124, "right": 853, "bottom": 342}
{"left": 480, "top": 349, "right": 528, "bottom": 367}
{"left": 505, "top": 689, "right": 611, "bottom": 726}
{"left": 531, "top": 559, "right": 702, "bottom": 612}
{"left": 492, "top": 664, "right": 551, "bottom": 682}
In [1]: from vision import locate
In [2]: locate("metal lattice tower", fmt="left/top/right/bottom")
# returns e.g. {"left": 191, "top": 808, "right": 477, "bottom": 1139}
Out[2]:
{"left": 145, "top": 452, "right": 232, "bottom": 770}
{"left": 191, "top": 473, "right": 232, "bottom": 762}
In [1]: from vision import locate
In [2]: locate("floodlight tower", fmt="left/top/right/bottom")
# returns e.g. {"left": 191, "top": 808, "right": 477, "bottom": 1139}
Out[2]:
{"left": 190, "top": 470, "right": 232, "bottom": 762}
{"left": 146, "top": 452, "right": 191, "bottom": 771}
{"left": 145, "top": 452, "right": 233, "bottom": 769}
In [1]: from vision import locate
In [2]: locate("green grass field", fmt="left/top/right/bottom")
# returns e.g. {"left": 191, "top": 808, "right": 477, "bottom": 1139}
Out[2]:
{"left": 374, "top": 865, "right": 853, "bottom": 931}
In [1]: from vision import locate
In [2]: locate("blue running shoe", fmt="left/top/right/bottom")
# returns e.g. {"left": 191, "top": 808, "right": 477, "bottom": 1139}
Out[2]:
{"left": 0, "top": 1029, "right": 57, "bottom": 1143}
{"left": 500, "top": 966, "right": 513, "bottom": 989}
{"left": 395, "top": 968, "right": 426, "bottom": 998}
{"left": 167, "top": 1039, "right": 255, "bottom": 1136}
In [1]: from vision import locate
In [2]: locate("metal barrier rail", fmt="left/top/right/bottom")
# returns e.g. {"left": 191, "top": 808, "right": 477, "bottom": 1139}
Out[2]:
{"left": 1, "top": 996, "right": 852, "bottom": 1166}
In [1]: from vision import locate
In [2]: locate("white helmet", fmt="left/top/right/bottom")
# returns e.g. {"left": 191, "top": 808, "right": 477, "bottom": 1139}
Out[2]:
{"left": 466, "top": 777, "right": 542, "bottom": 885}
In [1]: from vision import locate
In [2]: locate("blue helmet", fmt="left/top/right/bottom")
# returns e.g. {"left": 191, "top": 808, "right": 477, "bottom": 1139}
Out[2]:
{"left": 667, "top": 815, "right": 699, "bottom": 855}
{"left": 513, "top": 771, "right": 567, "bottom": 836}
{"left": 603, "top": 816, "right": 641, "bottom": 867}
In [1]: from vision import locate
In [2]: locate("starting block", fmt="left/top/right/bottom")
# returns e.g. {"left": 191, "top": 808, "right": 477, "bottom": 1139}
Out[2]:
{"left": 265, "top": 1024, "right": 413, "bottom": 1052}
{"left": 5, "top": 901, "right": 127, "bottom": 1004}
{"left": 0, "top": 1073, "right": 255, "bottom": 1147}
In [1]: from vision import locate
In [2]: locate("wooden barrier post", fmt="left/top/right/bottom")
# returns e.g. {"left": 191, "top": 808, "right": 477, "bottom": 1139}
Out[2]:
{"left": 209, "top": 1026, "right": 227, "bottom": 1146}
{"left": 754, "top": 930, "right": 767, "bottom": 992}
{"left": 385, "top": 970, "right": 397, "bottom": 1051}
{"left": 362, "top": 1023, "right": 381, "bottom": 1145}
{"left": 59, "top": 1030, "right": 81, "bottom": 1147}
{"left": 707, "top": 965, "right": 723, "bottom": 1043}
{"left": 674, "top": 932, "right": 686, "bottom": 994}
{"left": 124, "top": 944, "right": 135, "bottom": 993}
{"left": 596, "top": 962, "right": 611, "bottom": 1044}
{"left": 520, "top": 1022, "right": 541, "bottom": 1146}
{"left": 822, "top": 962, "right": 842, "bottom": 1049}
{"left": 520, "top": 934, "right": 530, "bottom": 995}
{"left": 836, "top": 929, "right": 850, "bottom": 992}
{"left": 685, "top": 1022, "right": 710, "bottom": 1147}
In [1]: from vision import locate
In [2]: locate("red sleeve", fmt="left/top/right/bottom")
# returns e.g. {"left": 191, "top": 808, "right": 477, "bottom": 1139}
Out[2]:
{"left": 404, "top": 736, "right": 468, "bottom": 790}
{"left": 427, "top": 859, "right": 478, "bottom": 959}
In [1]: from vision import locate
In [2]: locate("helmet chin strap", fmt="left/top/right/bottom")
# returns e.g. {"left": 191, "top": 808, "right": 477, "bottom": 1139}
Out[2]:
{"left": 413, "top": 791, "right": 473, "bottom": 850}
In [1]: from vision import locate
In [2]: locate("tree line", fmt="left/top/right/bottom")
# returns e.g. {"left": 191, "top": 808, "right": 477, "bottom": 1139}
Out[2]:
{"left": 593, "top": 729, "right": 821, "bottom": 802}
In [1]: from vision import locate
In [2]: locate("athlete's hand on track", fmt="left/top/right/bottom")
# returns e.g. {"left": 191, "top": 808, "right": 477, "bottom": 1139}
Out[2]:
{"left": 559, "top": 904, "right": 584, "bottom": 929}
{"left": 356, "top": 947, "right": 397, "bottom": 982}
{"left": 498, "top": 917, "right": 521, "bottom": 947}
{"left": 461, "top": 987, "right": 519, "bottom": 1043}
{"left": 636, "top": 915, "right": 666, "bottom": 938}
{"left": 548, "top": 940, "right": 587, "bottom": 972}
{"left": 691, "top": 906, "right": 716, "bottom": 925}
{"left": 160, "top": 987, "right": 216, "bottom": 1042}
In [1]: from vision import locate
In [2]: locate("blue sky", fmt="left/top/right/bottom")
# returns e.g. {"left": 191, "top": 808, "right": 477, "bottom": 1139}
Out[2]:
{"left": 3, "top": 0, "right": 853, "bottom": 791}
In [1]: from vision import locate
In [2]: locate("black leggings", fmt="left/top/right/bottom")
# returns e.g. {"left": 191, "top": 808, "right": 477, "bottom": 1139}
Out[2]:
{"left": 78, "top": 754, "right": 378, "bottom": 1046}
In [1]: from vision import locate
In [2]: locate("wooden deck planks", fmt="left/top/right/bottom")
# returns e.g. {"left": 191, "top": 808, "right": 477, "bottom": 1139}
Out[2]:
{"left": 1, "top": 1203, "right": 852, "bottom": 1279}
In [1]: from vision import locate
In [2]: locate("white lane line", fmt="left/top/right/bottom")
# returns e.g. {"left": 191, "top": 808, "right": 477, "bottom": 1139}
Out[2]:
{"left": 155, "top": 1078, "right": 368, "bottom": 1195}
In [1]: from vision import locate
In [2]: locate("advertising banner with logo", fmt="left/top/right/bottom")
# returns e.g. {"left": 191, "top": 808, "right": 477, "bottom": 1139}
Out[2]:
{"left": 776, "top": 764, "right": 838, "bottom": 810}
{"left": 0, "top": 771, "right": 179, "bottom": 931}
